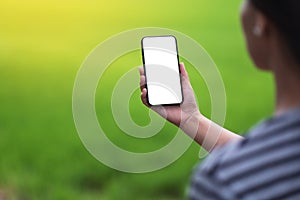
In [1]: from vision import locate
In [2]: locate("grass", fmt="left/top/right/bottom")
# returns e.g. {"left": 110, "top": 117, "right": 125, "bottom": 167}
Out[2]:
{"left": 0, "top": 0, "right": 274, "bottom": 199}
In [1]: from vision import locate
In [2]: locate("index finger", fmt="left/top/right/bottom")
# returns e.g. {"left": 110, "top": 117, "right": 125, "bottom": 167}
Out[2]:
{"left": 139, "top": 66, "right": 144, "bottom": 76}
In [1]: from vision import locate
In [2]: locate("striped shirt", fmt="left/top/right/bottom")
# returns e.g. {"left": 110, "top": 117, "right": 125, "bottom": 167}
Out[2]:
{"left": 189, "top": 108, "right": 300, "bottom": 200}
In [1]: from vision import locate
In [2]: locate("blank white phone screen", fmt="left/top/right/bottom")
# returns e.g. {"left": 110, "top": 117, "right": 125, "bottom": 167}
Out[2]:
{"left": 142, "top": 36, "right": 183, "bottom": 106}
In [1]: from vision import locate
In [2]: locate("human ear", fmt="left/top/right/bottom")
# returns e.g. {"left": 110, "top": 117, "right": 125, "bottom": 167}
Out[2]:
{"left": 252, "top": 12, "right": 269, "bottom": 37}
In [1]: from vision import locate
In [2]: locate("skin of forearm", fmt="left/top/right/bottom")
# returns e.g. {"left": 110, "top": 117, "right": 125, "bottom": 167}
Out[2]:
{"left": 180, "top": 114, "right": 243, "bottom": 152}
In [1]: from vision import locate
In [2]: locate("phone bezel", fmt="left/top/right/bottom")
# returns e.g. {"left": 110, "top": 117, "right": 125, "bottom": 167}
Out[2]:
{"left": 141, "top": 35, "right": 184, "bottom": 107}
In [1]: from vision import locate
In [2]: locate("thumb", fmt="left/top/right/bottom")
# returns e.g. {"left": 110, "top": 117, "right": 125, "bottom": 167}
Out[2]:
{"left": 180, "top": 62, "right": 189, "bottom": 80}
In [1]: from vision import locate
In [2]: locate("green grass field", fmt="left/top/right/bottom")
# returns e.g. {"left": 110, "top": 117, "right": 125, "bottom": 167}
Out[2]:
{"left": 0, "top": 0, "right": 274, "bottom": 199}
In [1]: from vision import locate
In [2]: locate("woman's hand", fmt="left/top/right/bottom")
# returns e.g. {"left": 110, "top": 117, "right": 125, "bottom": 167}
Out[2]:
{"left": 139, "top": 62, "right": 242, "bottom": 151}
{"left": 139, "top": 63, "right": 202, "bottom": 128}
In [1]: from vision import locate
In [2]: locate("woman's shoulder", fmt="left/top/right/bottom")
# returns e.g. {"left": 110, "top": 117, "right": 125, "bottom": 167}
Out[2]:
{"left": 201, "top": 107, "right": 300, "bottom": 174}
{"left": 191, "top": 107, "right": 300, "bottom": 199}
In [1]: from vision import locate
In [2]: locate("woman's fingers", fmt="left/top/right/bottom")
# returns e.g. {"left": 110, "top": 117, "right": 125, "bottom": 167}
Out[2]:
{"left": 180, "top": 62, "right": 189, "bottom": 80}
{"left": 139, "top": 66, "right": 146, "bottom": 92}
{"left": 139, "top": 66, "right": 149, "bottom": 107}
{"left": 179, "top": 63, "right": 192, "bottom": 93}
{"left": 140, "top": 88, "right": 150, "bottom": 107}
{"left": 140, "top": 75, "right": 146, "bottom": 91}
{"left": 139, "top": 66, "right": 144, "bottom": 76}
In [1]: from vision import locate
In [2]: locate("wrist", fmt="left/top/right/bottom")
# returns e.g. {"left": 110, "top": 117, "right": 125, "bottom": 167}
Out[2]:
{"left": 179, "top": 111, "right": 203, "bottom": 138}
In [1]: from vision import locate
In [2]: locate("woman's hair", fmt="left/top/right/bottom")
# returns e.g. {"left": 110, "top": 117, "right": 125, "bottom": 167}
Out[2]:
{"left": 250, "top": 0, "right": 300, "bottom": 64}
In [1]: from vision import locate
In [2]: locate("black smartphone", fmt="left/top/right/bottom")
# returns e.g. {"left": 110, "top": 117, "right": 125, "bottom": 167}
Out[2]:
{"left": 141, "top": 35, "right": 183, "bottom": 106}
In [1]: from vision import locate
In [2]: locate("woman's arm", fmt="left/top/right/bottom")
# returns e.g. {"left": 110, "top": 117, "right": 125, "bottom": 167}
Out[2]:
{"left": 180, "top": 112, "right": 243, "bottom": 152}
{"left": 139, "top": 63, "right": 243, "bottom": 152}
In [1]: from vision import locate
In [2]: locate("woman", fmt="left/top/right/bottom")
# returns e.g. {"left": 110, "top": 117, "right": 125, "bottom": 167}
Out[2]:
{"left": 139, "top": 0, "right": 300, "bottom": 199}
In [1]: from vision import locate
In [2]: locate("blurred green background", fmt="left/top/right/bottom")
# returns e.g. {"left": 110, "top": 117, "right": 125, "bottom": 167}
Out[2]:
{"left": 0, "top": 0, "right": 274, "bottom": 199}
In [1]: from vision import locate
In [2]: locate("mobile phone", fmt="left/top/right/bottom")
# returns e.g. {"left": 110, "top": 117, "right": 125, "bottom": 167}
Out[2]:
{"left": 141, "top": 35, "right": 183, "bottom": 106}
